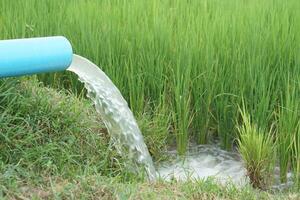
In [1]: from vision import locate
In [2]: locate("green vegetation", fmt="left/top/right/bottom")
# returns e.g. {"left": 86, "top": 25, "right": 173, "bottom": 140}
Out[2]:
{"left": 277, "top": 80, "right": 299, "bottom": 183}
{"left": 0, "top": 78, "right": 167, "bottom": 178}
{"left": 0, "top": 78, "right": 126, "bottom": 179}
{"left": 237, "top": 107, "right": 275, "bottom": 189}
{"left": 1, "top": 0, "right": 300, "bottom": 194}
{"left": 2, "top": 79, "right": 298, "bottom": 199}
{"left": 3, "top": 175, "right": 299, "bottom": 200}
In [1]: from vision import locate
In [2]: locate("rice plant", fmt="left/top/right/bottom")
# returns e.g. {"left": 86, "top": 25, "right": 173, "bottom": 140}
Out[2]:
{"left": 171, "top": 55, "right": 193, "bottom": 155}
{"left": 237, "top": 107, "right": 275, "bottom": 189}
{"left": 277, "top": 80, "right": 299, "bottom": 183}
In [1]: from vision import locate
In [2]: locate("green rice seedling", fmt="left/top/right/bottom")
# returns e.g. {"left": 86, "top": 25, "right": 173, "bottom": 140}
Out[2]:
{"left": 237, "top": 107, "right": 275, "bottom": 189}
{"left": 245, "top": 75, "right": 278, "bottom": 133}
{"left": 215, "top": 94, "right": 238, "bottom": 150}
{"left": 191, "top": 68, "right": 217, "bottom": 145}
{"left": 172, "top": 55, "right": 193, "bottom": 155}
{"left": 277, "top": 80, "right": 299, "bottom": 183}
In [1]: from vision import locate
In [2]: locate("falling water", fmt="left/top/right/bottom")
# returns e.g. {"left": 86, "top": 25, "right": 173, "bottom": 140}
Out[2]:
{"left": 67, "top": 55, "right": 156, "bottom": 180}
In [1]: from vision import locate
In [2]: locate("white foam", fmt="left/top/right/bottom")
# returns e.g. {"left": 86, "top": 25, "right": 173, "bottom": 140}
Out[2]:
{"left": 157, "top": 145, "right": 248, "bottom": 186}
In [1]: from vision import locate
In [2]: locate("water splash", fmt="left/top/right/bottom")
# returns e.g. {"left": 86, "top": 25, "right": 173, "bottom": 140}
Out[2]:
{"left": 157, "top": 144, "right": 294, "bottom": 190}
{"left": 157, "top": 144, "right": 248, "bottom": 185}
{"left": 67, "top": 54, "right": 156, "bottom": 180}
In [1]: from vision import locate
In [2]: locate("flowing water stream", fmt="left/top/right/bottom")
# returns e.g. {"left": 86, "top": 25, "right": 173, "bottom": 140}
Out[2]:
{"left": 68, "top": 55, "right": 157, "bottom": 180}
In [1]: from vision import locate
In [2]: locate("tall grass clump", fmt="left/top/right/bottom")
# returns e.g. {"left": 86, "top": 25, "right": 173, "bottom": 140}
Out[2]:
{"left": 237, "top": 108, "right": 275, "bottom": 189}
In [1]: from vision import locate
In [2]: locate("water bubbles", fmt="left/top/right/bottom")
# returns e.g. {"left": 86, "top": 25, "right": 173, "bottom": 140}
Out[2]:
{"left": 157, "top": 144, "right": 248, "bottom": 186}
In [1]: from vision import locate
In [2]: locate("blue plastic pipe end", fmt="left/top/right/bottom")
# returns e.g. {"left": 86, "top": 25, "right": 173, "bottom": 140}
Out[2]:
{"left": 0, "top": 36, "right": 73, "bottom": 78}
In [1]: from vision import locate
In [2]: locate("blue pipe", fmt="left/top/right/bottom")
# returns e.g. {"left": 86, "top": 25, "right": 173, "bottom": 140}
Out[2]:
{"left": 0, "top": 36, "right": 73, "bottom": 78}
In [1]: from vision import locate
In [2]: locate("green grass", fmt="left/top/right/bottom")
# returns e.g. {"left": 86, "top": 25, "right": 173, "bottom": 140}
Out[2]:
{"left": 3, "top": 175, "right": 298, "bottom": 200}
{"left": 1, "top": 0, "right": 300, "bottom": 190}
{"left": 0, "top": 78, "right": 167, "bottom": 180}
{"left": 237, "top": 107, "right": 275, "bottom": 189}
{"left": 0, "top": 78, "right": 126, "bottom": 179}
